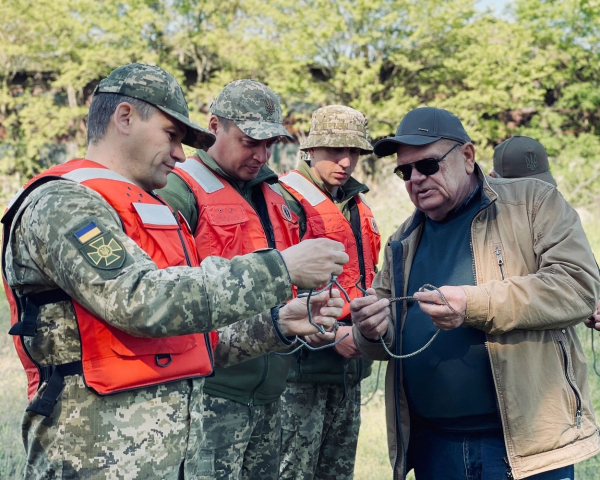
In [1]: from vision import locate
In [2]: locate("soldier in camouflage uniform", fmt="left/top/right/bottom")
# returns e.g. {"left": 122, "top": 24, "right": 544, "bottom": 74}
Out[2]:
{"left": 2, "top": 64, "right": 347, "bottom": 480}
{"left": 159, "top": 79, "right": 343, "bottom": 480}
{"left": 278, "top": 106, "right": 381, "bottom": 480}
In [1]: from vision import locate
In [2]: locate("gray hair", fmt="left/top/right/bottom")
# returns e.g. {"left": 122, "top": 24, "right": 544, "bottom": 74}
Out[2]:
{"left": 87, "top": 93, "right": 158, "bottom": 145}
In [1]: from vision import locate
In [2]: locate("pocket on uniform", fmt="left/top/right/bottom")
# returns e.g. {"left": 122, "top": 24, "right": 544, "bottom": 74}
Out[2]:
{"left": 199, "top": 204, "right": 248, "bottom": 258}
{"left": 307, "top": 214, "right": 345, "bottom": 236}
{"left": 197, "top": 448, "right": 216, "bottom": 478}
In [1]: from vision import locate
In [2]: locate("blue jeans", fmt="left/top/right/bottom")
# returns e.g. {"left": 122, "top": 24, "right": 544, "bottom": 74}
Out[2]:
{"left": 409, "top": 426, "right": 574, "bottom": 480}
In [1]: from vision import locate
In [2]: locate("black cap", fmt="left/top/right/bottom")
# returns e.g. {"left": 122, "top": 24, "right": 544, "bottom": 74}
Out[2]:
{"left": 493, "top": 136, "right": 556, "bottom": 186}
{"left": 373, "top": 107, "right": 471, "bottom": 157}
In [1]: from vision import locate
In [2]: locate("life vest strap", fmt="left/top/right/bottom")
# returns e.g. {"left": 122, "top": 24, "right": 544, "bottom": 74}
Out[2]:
{"left": 9, "top": 289, "right": 71, "bottom": 337}
{"left": 27, "top": 361, "right": 83, "bottom": 417}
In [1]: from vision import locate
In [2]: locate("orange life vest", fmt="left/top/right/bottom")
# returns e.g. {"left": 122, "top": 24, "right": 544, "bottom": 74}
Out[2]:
{"left": 279, "top": 170, "right": 381, "bottom": 319}
{"left": 173, "top": 156, "right": 300, "bottom": 260}
{"left": 2, "top": 159, "right": 217, "bottom": 413}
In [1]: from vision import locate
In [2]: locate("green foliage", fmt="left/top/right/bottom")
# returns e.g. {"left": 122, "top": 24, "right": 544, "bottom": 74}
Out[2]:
{"left": 1, "top": 0, "right": 600, "bottom": 205}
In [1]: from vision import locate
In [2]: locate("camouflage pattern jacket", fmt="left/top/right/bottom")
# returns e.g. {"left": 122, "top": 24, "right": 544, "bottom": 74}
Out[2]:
{"left": 3, "top": 170, "right": 294, "bottom": 479}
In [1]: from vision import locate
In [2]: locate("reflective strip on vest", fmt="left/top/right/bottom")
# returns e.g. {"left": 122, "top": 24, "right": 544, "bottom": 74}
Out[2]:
{"left": 177, "top": 158, "right": 224, "bottom": 193}
{"left": 133, "top": 203, "right": 178, "bottom": 226}
{"left": 279, "top": 172, "right": 327, "bottom": 206}
{"left": 7, "top": 187, "right": 25, "bottom": 210}
{"left": 268, "top": 183, "right": 283, "bottom": 196}
{"left": 62, "top": 168, "right": 136, "bottom": 185}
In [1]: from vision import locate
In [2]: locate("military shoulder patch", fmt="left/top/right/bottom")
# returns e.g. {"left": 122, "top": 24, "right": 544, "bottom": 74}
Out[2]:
{"left": 72, "top": 222, "right": 126, "bottom": 270}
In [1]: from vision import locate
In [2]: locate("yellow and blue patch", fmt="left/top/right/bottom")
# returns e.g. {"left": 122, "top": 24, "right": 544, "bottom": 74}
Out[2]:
{"left": 74, "top": 222, "right": 102, "bottom": 244}
{"left": 71, "top": 220, "right": 126, "bottom": 270}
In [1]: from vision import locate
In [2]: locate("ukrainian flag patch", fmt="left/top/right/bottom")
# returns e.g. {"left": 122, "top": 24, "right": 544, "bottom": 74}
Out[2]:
{"left": 75, "top": 222, "right": 102, "bottom": 244}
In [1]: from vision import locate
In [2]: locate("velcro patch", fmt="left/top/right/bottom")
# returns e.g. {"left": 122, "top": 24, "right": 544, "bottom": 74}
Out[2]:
{"left": 76, "top": 231, "right": 126, "bottom": 270}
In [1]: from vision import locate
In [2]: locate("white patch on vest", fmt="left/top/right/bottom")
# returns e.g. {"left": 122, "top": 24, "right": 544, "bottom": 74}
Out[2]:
{"left": 62, "top": 168, "right": 136, "bottom": 185}
{"left": 279, "top": 172, "right": 326, "bottom": 206}
{"left": 177, "top": 158, "right": 224, "bottom": 193}
{"left": 132, "top": 203, "right": 178, "bottom": 226}
{"left": 268, "top": 183, "right": 283, "bottom": 196}
{"left": 6, "top": 187, "right": 25, "bottom": 210}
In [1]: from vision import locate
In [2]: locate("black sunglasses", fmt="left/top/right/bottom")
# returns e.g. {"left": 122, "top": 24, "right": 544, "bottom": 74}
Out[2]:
{"left": 394, "top": 143, "right": 462, "bottom": 181}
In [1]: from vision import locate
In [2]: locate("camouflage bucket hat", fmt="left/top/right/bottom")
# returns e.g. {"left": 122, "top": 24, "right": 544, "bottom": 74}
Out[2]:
{"left": 300, "top": 105, "right": 373, "bottom": 154}
{"left": 93, "top": 63, "right": 216, "bottom": 150}
{"left": 210, "top": 79, "right": 292, "bottom": 140}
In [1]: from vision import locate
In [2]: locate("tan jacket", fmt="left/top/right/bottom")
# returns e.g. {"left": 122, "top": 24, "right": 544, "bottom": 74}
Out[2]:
{"left": 354, "top": 166, "right": 600, "bottom": 479}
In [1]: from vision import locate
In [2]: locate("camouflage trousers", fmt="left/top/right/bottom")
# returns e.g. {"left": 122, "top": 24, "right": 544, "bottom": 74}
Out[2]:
{"left": 198, "top": 395, "right": 281, "bottom": 480}
{"left": 279, "top": 382, "right": 361, "bottom": 480}
{"left": 22, "top": 376, "right": 205, "bottom": 480}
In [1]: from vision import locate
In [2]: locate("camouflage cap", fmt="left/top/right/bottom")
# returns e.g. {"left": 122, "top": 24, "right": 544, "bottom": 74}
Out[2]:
{"left": 210, "top": 79, "right": 293, "bottom": 140}
{"left": 300, "top": 105, "right": 373, "bottom": 154}
{"left": 93, "top": 63, "right": 215, "bottom": 150}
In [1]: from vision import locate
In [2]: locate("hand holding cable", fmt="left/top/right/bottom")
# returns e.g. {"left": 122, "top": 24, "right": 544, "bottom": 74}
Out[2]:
{"left": 277, "top": 276, "right": 351, "bottom": 356}
{"left": 351, "top": 280, "right": 467, "bottom": 359}
{"left": 276, "top": 288, "right": 344, "bottom": 337}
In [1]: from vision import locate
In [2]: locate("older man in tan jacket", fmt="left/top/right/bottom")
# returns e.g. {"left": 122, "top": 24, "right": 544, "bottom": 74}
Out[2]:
{"left": 351, "top": 107, "right": 600, "bottom": 480}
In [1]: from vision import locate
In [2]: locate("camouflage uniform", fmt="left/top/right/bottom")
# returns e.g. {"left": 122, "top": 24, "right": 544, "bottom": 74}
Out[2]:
{"left": 280, "top": 382, "right": 361, "bottom": 480}
{"left": 279, "top": 106, "right": 375, "bottom": 480}
{"left": 159, "top": 79, "right": 296, "bottom": 480}
{"left": 2, "top": 65, "right": 295, "bottom": 480}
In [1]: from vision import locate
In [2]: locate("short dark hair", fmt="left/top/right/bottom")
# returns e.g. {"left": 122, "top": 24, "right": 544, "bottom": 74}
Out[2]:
{"left": 215, "top": 115, "right": 235, "bottom": 132}
{"left": 87, "top": 93, "right": 158, "bottom": 145}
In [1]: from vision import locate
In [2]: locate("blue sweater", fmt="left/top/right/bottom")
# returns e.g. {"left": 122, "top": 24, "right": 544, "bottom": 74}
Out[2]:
{"left": 403, "top": 185, "right": 501, "bottom": 432}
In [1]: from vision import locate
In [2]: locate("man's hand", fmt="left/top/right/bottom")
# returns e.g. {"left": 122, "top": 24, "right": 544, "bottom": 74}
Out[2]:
{"left": 277, "top": 288, "right": 344, "bottom": 337}
{"left": 280, "top": 239, "right": 349, "bottom": 289}
{"left": 350, "top": 288, "right": 390, "bottom": 340}
{"left": 333, "top": 326, "right": 361, "bottom": 359}
{"left": 305, "top": 330, "right": 336, "bottom": 348}
{"left": 584, "top": 299, "right": 600, "bottom": 331}
{"left": 413, "top": 286, "right": 467, "bottom": 331}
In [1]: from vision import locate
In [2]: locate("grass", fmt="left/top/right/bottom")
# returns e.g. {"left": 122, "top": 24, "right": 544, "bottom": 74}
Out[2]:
{"left": 0, "top": 294, "right": 27, "bottom": 478}
{"left": 1, "top": 169, "right": 600, "bottom": 478}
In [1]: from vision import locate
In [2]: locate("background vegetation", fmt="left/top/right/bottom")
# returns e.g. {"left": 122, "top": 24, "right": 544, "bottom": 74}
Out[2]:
{"left": 2, "top": 0, "right": 600, "bottom": 210}
{"left": 2, "top": 0, "right": 600, "bottom": 478}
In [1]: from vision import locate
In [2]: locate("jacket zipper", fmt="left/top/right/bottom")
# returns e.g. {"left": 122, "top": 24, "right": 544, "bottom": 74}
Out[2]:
{"left": 558, "top": 339, "right": 582, "bottom": 428}
{"left": 350, "top": 202, "right": 367, "bottom": 291}
{"left": 150, "top": 192, "right": 194, "bottom": 268}
{"left": 153, "top": 193, "right": 214, "bottom": 369}
{"left": 247, "top": 355, "right": 269, "bottom": 408}
{"left": 494, "top": 246, "right": 505, "bottom": 280}
{"left": 393, "top": 242, "right": 408, "bottom": 480}
{"left": 503, "top": 457, "right": 514, "bottom": 480}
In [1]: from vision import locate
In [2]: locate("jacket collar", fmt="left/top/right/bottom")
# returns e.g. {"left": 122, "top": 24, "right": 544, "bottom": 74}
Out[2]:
{"left": 298, "top": 160, "right": 369, "bottom": 202}
{"left": 194, "top": 149, "right": 279, "bottom": 189}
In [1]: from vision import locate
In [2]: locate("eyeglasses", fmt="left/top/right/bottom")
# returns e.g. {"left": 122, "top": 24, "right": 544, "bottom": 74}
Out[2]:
{"left": 393, "top": 143, "right": 462, "bottom": 181}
